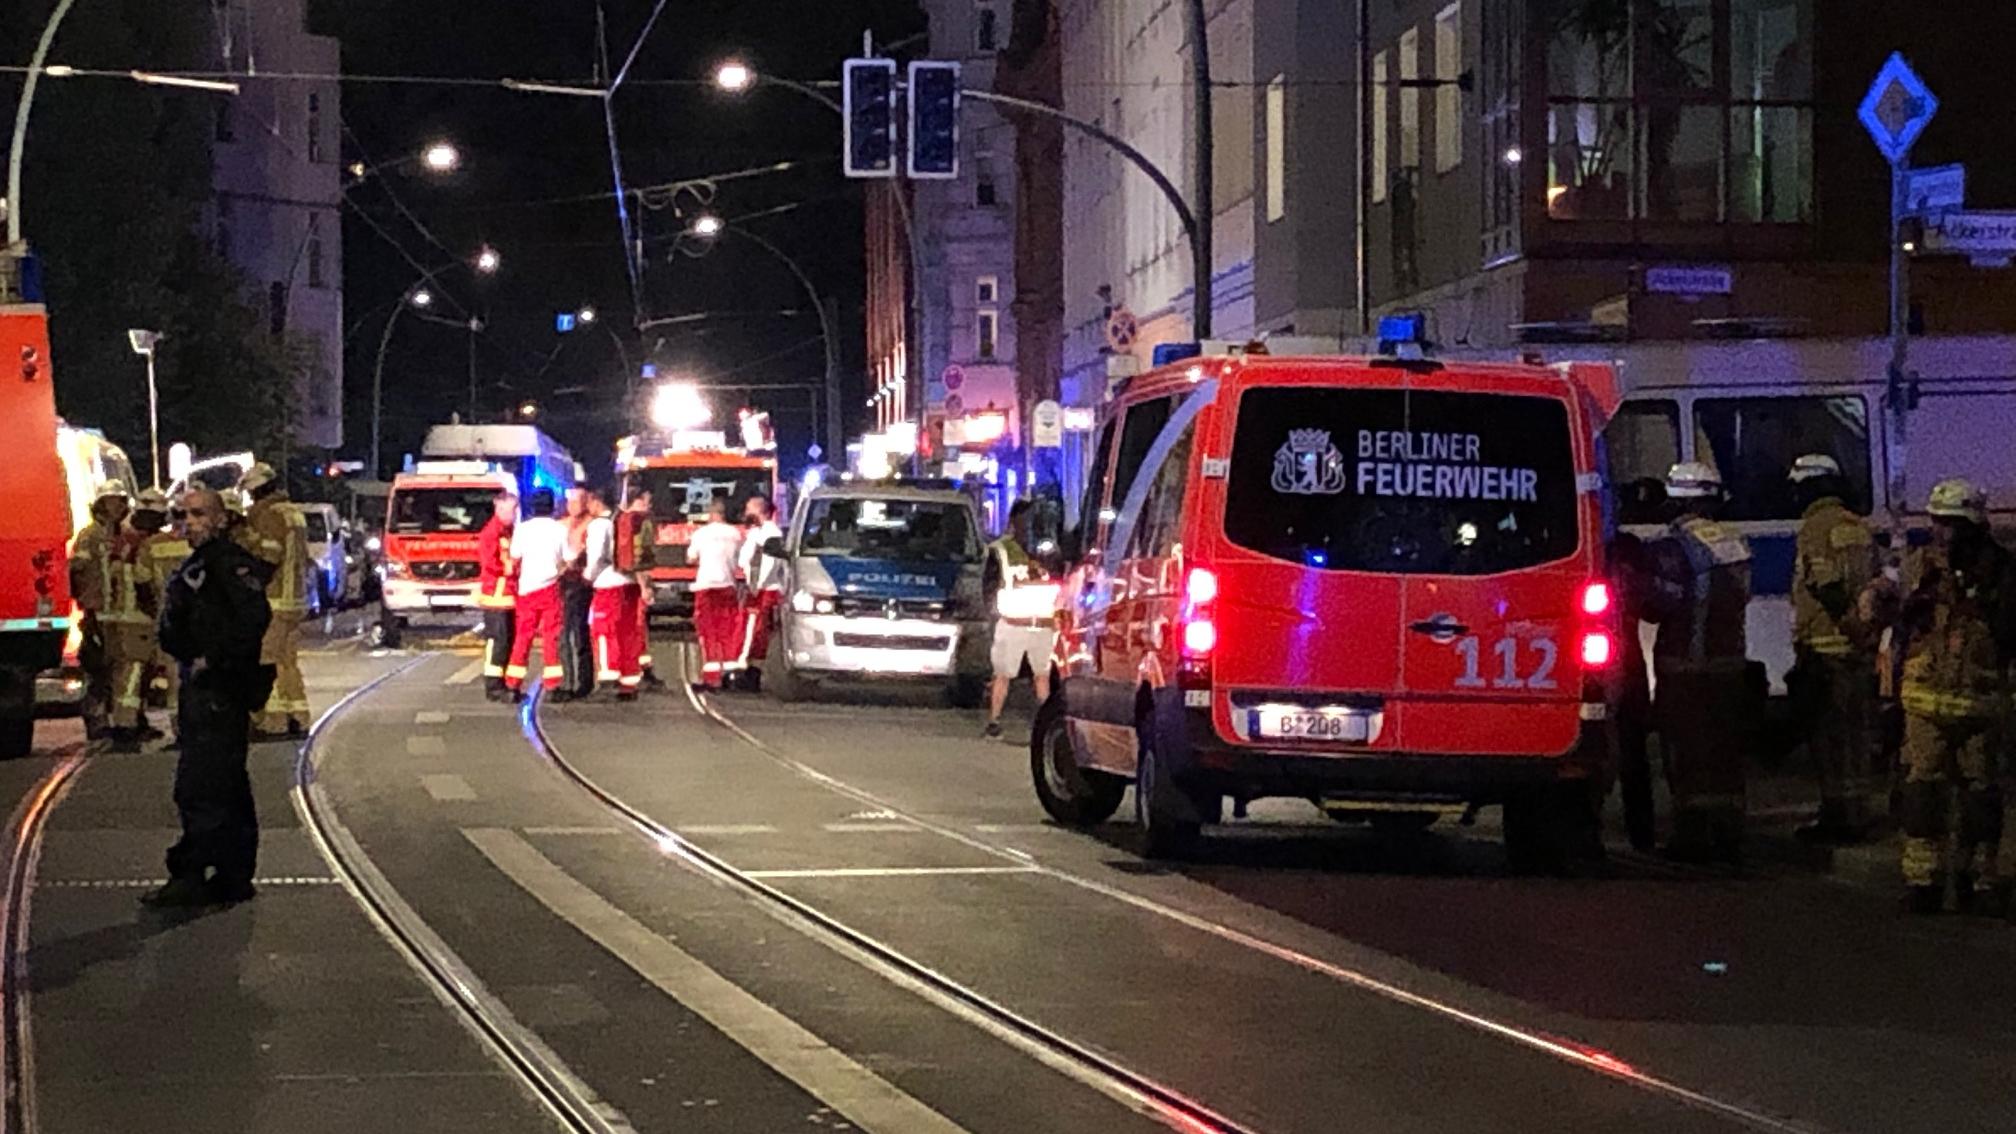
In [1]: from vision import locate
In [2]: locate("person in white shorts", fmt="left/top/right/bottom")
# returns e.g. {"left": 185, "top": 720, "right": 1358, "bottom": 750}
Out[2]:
{"left": 984, "top": 500, "right": 1058, "bottom": 739}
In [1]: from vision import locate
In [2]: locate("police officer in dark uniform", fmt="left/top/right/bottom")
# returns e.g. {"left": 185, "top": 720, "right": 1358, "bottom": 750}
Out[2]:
{"left": 142, "top": 487, "right": 273, "bottom": 909}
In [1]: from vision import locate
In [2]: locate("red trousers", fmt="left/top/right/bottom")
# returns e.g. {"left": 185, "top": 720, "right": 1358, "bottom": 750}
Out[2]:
{"left": 693, "top": 586, "right": 743, "bottom": 687}
{"left": 589, "top": 583, "right": 644, "bottom": 691}
{"left": 507, "top": 585, "right": 565, "bottom": 690}
{"left": 739, "top": 589, "right": 783, "bottom": 669}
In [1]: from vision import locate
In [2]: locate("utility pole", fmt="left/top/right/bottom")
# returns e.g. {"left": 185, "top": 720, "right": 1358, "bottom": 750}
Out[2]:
{"left": 1186, "top": 0, "right": 1213, "bottom": 338}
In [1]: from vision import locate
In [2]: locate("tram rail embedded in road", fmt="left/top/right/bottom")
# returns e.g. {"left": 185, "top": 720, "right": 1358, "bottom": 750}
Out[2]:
{"left": 528, "top": 640, "right": 1812, "bottom": 1134}
{"left": 0, "top": 749, "right": 84, "bottom": 1134}
{"left": 294, "top": 656, "right": 633, "bottom": 1134}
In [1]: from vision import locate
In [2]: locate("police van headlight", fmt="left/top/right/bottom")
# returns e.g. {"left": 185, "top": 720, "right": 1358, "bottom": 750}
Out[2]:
{"left": 791, "top": 589, "right": 834, "bottom": 615}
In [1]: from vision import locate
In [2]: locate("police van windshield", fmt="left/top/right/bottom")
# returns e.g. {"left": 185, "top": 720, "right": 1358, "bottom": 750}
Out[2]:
{"left": 1224, "top": 387, "right": 1580, "bottom": 575}
{"left": 629, "top": 467, "right": 765, "bottom": 524}
{"left": 390, "top": 487, "right": 499, "bottom": 534}
{"left": 301, "top": 511, "right": 331, "bottom": 543}
{"left": 800, "top": 498, "right": 980, "bottom": 563}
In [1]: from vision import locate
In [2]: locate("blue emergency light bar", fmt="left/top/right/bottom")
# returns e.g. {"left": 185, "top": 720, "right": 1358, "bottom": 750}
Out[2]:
{"left": 1152, "top": 342, "right": 1202, "bottom": 367}
{"left": 1377, "top": 312, "right": 1432, "bottom": 359}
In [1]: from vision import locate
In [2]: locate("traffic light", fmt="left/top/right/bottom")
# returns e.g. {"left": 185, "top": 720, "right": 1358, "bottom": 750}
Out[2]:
{"left": 907, "top": 60, "right": 960, "bottom": 180}
{"left": 843, "top": 58, "right": 898, "bottom": 178}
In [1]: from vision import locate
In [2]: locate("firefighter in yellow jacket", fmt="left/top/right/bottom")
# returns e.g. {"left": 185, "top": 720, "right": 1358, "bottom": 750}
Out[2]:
{"left": 235, "top": 463, "right": 311, "bottom": 736}
{"left": 73, "top": 482, "right": 156, "bottom": 749}
{"left": 1888, "top": 478, "right": 2016, "bottom": 915}
{"left": 136, "top": 489, "right": 193, "bottom": 738}
{"left": 1788, "top": 455, "right": 1880, "bottom": 842}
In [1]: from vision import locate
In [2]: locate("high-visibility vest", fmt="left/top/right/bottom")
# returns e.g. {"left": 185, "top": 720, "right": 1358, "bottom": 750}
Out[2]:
{"left": 1792, "top": 497, "right": 1876, "bottom": 657}
{"left": 238, "top": 495, "right": 311, "bottom": 613}
{"left": 990, "top": 537, "right": 1058, "bottom": 622}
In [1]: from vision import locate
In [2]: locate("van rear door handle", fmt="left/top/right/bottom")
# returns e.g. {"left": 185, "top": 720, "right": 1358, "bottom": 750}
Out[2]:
{"left": 1409, "top": 616, "right": 1469, "bottom": 637}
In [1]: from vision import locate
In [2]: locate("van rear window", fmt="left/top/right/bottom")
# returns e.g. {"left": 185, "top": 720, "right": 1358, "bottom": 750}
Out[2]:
{"left": 1224, "top": 387, "right": 1581, "bottom": 575}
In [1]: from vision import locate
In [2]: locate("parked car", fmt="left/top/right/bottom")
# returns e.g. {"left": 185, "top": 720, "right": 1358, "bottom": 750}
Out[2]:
{"left": 297, "top": 502, "right": 347, "bottom": 612}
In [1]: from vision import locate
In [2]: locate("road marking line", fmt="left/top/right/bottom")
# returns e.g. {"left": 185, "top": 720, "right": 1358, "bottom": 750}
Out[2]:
{"left": 38, "top": 876, "right": 340, "bottom": 889}
{"left": 742, "top": 866, "right": 1040, "bottom": 880}
{"left": 522, "top": 826, "right": 624, "bottom": 837}
{"left": 445, "top": 659, "right": 485, "bottom": 686}
{"left": 415, "top": 710, "right": 452, "bottom": 724}
{"left": 463, "top": 828, "right": 971, "bottom": 1134}
{"left": 407, "top": 735, "right": 448, "bottom": 757}
{"left": 821, "top": 823, "right": 922, "bottom": 834}
{"left": 676, "top": 824, "right": 782, "bottom": 836}
{"left": 972, "top": 824, "right": 1057, "bottom": 834}
{"left": 421, "top": 774, "right": 477, "bottom": 802}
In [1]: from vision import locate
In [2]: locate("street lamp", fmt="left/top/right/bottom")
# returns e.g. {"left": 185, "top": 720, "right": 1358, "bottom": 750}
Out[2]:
{"left": 650, "top": 381, "right": 711, "bottom": 432}
{"left": 410, "top": 287, "right": 435, "bottom": 309}
{"left": 126, "top": 328, "right": 163, "bottom": 490}
{"left": 475, "top": 246, "right": 501, "bottom": 274}
{"left": 714, "top": 61, "right": 755, "bottom": 93}
{"left": 576, "top": 305, "right": 597, "bottom": 325}
{"left": 421, "top": 141, "right": 461, "bottom": 173}
{"left": 688, "top": 213, "right": 725, "bottom": 239}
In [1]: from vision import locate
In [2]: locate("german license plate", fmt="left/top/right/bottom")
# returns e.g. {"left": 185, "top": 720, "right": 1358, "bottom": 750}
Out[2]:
{"left": 1255, "top": 708, "right": 1370, "bottom": 742}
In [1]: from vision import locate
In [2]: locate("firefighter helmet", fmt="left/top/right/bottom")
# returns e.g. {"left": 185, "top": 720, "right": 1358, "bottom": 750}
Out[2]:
{"left": 133, "top": 487, "right": 170, "bottom": 512}
{"left": 1927, "top": 478, "right": 1988, "bottom": 525}
{"left": 93, "top": 481, "right": 131, "bottom": 503}
{"left": 239, "top": 461, "right": 279, "bottom": 494}
{"left": 1787, "top": 454, "right": 1842, "bottom": 484}
{"left": 1664, "top": 462, "right": 1724, "bottom": 499}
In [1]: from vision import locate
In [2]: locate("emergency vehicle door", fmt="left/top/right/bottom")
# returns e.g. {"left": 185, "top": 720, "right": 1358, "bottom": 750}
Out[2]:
{"left": 1391, "top": 385, "right": 1587, "bottom": 755}
{"left": 1103, "top": 386, "right": 1211, "bottom": 711}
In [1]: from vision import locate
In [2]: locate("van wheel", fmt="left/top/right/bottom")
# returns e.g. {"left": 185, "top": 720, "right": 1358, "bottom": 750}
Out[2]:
{"left": 770, "top": 658, "right": 816, "bottom": 703}
{"left": 372, "top": 613, "right": 403, "bottom": 650}
{"left": 1134, "top": 717, "right": 1206, "bottom": 860}
{"left": 1503, "top": 781, "right": 1604, "bottom": 875}
{"left": 1030, "top": 695, "right": 1124, "bottom": 825}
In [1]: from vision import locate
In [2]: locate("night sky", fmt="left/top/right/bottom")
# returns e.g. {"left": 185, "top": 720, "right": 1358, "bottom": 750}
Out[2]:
{"left": 324, "top": 0, "right": 925, "bottom": 480}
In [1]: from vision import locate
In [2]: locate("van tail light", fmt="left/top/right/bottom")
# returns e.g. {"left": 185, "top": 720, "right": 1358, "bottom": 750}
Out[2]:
{"left": 1579, "top": 581, "right": 1611, "bottom": 617}
{"left": 1579, "top": 631, "right": 1613, "bottom": 669}
{"left": 1178, "top": 565, "right": 1217, "bottom": 689}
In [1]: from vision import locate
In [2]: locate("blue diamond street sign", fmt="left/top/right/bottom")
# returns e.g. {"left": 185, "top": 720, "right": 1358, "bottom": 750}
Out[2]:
{"left": 1859, "top": 52, "right": 1938, "bottom": 166}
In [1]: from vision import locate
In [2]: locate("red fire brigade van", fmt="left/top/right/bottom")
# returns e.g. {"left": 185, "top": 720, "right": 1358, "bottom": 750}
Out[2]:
{"left": 617, "top": 432, "right": 779, "bottom": 616}
{"left": 378, "top": 463, "right": 518, "bottom": 646}
{"left": 1031, "top": 330, "right": 1619, "bottom": 866}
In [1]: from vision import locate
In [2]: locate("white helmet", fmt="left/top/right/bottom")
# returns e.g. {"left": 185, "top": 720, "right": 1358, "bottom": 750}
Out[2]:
{"left": 1664, "top": 461, "right": 1723, "bottom": 499}
{"left": 93, "top": 481, "right": 131, "bottom": 504}
{"left": 1787, "top": 454, "right": 1842, "bottom": 484}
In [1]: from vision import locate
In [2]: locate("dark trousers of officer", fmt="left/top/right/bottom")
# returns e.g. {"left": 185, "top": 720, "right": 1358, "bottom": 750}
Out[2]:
{"left": 165, "top": 680, "right": 258, "bottom": 886}
{"left": 482, "top": 608, "right": 516, "bottom": 695}
{"left": 559, "top": 578, "right": 594, "bottom": 696}
{"left": 1616, "top": 652, "right": 1656, "bottom": 852}
{"left": 1796, "top": 649, "right": 1876, "bottom": 827}
{"left": 1654, "top": 658, "right": 1750, "bottom": 859}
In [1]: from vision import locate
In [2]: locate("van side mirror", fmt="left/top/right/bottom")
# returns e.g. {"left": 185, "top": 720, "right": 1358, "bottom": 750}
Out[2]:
{"left": 762, "top": 535, "right": 788, "bottom": 559}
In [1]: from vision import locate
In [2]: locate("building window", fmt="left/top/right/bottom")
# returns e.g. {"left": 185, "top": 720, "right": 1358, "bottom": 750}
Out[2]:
{"left": 1434, "top": 4, "right": 1463, "bottom": 173}
{"left": 1371, "top": 52, "right": 1389, "bottom": 203}
{"left": 215, "top": 100, "right": 236, "bottom": 143}
{"left": 1479, "top": 0, "right": 1521, "bottom": 260}
{"left": 307, "top": 92, "right": 324, "bottom": 163}
{"left": 976, "top": 3, "right": 999, "bottom": 52}
{"left": 977, "top": 276, "right": 998, "bottom": 304}
{"left": 975, "top": 149, "right": 998, "bottom": 207}
{"left": 1542, "top": 0, "right": 1812, "bottom": 223}
{"left": 1398, "top": 27, "right": 1421, "bottom": 172}
{"left": 1265, "top": 74, "right": 1286, "bottom": 222}
{"left": 977, "top": 309, "right": 998, "bottom": 360}
{"left": 306, "top": 213, "right": 327, "bottom": 289}
{"left": 269, "top": 281, "right": 288, "bottom": 337}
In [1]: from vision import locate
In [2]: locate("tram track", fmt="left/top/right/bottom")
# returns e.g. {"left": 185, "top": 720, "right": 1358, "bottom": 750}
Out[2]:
{"left": 294, "top": 657, "right": 632, "bottom": 1134}
{"left": 518, "top": 640, "right": 1817, "bottom": 1134}
{"left": 0, "top": 748, "right": 84, "bottom": 1134}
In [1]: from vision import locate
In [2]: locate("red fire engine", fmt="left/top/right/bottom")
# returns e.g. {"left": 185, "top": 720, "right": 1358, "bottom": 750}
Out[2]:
{"left": 616, "top": 423, "right": 779, "bottom": 616}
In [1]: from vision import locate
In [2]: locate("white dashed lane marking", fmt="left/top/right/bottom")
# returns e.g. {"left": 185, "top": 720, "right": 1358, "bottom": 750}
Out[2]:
{"left": 741, "top": 866, "right": 1041, "bottom": 880}
{"left": 445, "top": 658, "right": 485, "bottom": 685}
{"left": 421, "top": 774, "right": 477, "bottom": 802}
{"left": 415, "top": 710, "right": 453, "bottom": 724}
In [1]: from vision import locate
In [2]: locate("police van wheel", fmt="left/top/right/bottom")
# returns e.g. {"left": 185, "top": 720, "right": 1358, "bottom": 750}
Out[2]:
{"left": 945, "top": 675, "right": 985, "bottom": 710}
{"left": 1030, "top": 695, "right": 1124, "bottom": 825}
{"left": 770, "top": 659, "right": 815, "bottom": 703}
{"left": 1134, "top": 724, "right": 1205, "bottom": 860}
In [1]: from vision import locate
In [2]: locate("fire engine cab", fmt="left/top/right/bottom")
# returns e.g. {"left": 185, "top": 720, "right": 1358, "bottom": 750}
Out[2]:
{"left": 617, "top": 424, "right": 779, "bottom": 616}
{"left": 378, "top": 462, "right": 517, "bottom": 645}
{"left": 1032, "top": 323, "right": 1621, "bottom": 869}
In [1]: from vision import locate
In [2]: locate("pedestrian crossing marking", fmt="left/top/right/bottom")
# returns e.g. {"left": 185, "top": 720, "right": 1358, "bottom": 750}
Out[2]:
{"left": 522, "top": 826, "right": 624, "bottom": 837}
{"left": 820, "top": 822, "right": 923, "bottom": 833}
{"left": 674, "top": 824, "right": 781, "bottom": 836}
{"left": 415, "top": 710, "right": 452, "bottom": 724}
{"left": 445, "top": 659, "right": 485, "bottom": 686}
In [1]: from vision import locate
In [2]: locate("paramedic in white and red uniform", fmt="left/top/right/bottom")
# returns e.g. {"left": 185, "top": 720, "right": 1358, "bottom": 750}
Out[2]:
{"left": 687, "top": 494, "right": 745, "bottom": 689}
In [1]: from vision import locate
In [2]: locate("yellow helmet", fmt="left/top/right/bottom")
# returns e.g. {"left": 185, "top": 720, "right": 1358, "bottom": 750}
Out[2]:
{"left": 1927, "top": 478, "right": 1987, "bottom": 525}
{"left": 133, "top": 487, "right": 170, "bottom": 512}
{"left": 240, "top": 461, "right": 279, "bottom": 494}
{"left": 93, "top": 481, "right": 132, "bottom": 504}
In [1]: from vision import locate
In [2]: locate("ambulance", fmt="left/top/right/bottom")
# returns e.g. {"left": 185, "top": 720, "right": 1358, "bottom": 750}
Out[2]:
{"left": 616, "top": 423, "right": 779, "bottom": 616}
{"left": 0, "top": 299, "right": 76, "bottom": 758}
{"left": 1032, "top": 324, "right": 1620, "bottom": 866}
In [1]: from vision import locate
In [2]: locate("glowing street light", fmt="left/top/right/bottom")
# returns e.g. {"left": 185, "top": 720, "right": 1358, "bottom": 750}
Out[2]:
{"left": 649, "top": 381, "right": 711, "bottom": 432}
{"left": 714, "top": 61, "right": 755, "bottom": 93}
{"left": 409, "top": 288, "right": 435, "bottom": 309}
{"left": 421, "top": 141, "right": 461, "bottom": 173}
{"left": 576, "top": 305, "right": 598, "bottom": 325}
{"left": 689, "top": 214, "right": 724, "bottom": 239}
{"left": 475, "top": 246, "right": 501, "bottom": 274}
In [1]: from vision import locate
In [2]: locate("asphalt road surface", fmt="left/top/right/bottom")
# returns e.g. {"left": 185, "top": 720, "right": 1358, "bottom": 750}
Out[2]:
{"left": 9, "top": 623, "right": 2013, "bottom": 1134}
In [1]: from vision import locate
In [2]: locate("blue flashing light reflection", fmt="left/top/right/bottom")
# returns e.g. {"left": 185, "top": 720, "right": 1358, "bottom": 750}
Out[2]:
{"left": 1304, "top": 549, "right": 1328, "bottom": 568}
